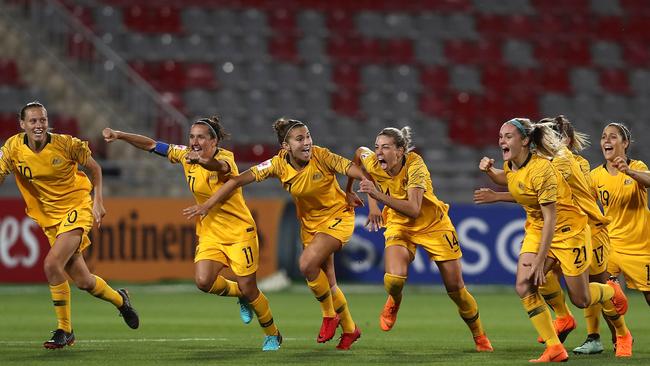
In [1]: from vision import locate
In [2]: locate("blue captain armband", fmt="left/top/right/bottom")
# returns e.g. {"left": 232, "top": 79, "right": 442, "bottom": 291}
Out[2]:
{"left": 150, "top": 141, "right": 170, "bottom": 157}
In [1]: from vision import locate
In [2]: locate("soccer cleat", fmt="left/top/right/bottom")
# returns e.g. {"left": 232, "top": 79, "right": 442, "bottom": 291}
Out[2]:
{"left": 537, "top": 315, "right": 576, "bottom": 344}
{"left": 262, "top": 332, "right": 282, "bottom": 351}
{"left": 43, "top": 329, "right": 75, "bottom": 349}
{"left": 117, "top": 288, "right": 140, "bottom": 329}
{"left": 238, "top": 298, "right": 253, "bottom": 325}
{"left": 474, "top": 334, "right": 494, "bottom": 352}
{"left": 336, "top": 326, "right": 361, "bottom": 350}
{"left": 317, "top": 315, "right": 340, "bottom": 343}
{"left": 379, "top": 296, "right": 400, "bottom": 331}
{"left": 529, "top": 344, "right": 569, "bottom": 363}
{"left": 615, "top": 331, "right": 633, "bottom": 358}
{"left": 572, "top": 334, "right": 604, "bottom": 355}
{"left": 606, "top": 278, "right": 628, "bottom": 316}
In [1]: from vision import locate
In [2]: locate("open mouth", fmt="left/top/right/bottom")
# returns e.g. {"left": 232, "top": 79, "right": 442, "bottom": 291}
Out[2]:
{"left": 33, "top": 128, "right": 44, "bottom": 138}
{"left": 602, "top": 145, "right": 613, "bottom": 153}
{"left": 378, "top": 158, "right": 388, "bottom": 170}
{"left": 191, "top": 146, "right": 201, "bottom": 152}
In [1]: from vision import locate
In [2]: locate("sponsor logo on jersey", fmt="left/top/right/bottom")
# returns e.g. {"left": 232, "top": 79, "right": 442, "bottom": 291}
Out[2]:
{"left": 51, "top": 157, "right": 62, "bottom": 166}
{"left": 312, "top": 172, "right": 323, "bottom": 180}
{"left": 624, "top": 178, "right": 633, "bottom": 185}
{"left": 256, "top": 159, "right": 272, "bottom": 171}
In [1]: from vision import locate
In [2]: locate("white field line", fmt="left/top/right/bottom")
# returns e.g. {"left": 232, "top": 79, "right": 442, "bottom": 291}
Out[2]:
{"left": 0, "top": 337, "right": 302, "bottom": 345}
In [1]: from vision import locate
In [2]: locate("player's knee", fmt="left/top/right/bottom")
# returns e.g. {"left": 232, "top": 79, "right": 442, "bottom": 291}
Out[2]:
{"left": 299, "top": 258, "right": 317, "bottom": 279}
{"left": 568, "top": 293, "right": 589, "bottom": 309}
{"left": 75, "top": 278, "right": 95, "bottom": 291}
{"left": 42, "top": 257, "right": 63, "bottom": 279}
{"left": 514, "top": 282, "right": 531, "bottom": 298}
{"left": 194, "top": 275, "right": 214, "bottom": 293}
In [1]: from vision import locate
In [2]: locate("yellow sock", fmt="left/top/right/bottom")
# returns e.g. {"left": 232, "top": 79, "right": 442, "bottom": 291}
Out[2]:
{"left": 600, "top": 298, "right": 629, "bottom": 337}
{"left": 49, "top": 281, "right": 72, "bottom": 333}
{"left": 448, "top": 287, "right": 484, "bottom": 337}
{"left": 208, "top": 276, "right": 242, "bottom": 297}
{"left": 306, "top": 270, "right": 336, "bottom": 317}
{"left": 89, "top": 275, "right": 122, "bottom": 307}
{"left": 250, "top": 292, "right": 278, "bottom": 336}
{"left": 584, "top": 303, "right": 601, "bottom": 335}
{"left": 331, "top": 287, "right": 355, "bottom": 333}
{"left": 384, "top": 273, "right": 406, "bottom": 305}
{"left": 588, "top": 282, "right": 615, "bottom": 306}
{"left": 539, "top": 272, "right": 572, "bottom": 317}
{"left": 522, "top": 293, "right": 560, "bottom": 346}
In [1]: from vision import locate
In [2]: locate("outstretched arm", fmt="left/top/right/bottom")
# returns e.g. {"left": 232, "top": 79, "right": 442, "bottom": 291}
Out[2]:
{"left": 182, "top": 170, "right": 257, "bottom": 219}
{"left": 473, "top": 188, "right": 515, "bottom": 204}
{"left": 103, "top": 128, "right": 156, "bottom": 151}
{"left": 81, "top": 156, "right": 106, "bottom": 228}
{"left": 359, "top": 179, "right": 423, "bottom": 219}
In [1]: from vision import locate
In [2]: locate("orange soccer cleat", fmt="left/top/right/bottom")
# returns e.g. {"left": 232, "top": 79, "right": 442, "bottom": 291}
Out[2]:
{"left": 336, "top": 326, "right": 361, "bottom": 350}
{"left": 537, "top": 314, "right": 576, "bottom": 344}
{"left": 607, "top": 278, "right": 628, "bottom": 316}
{"left": 474, "top": 334, "right": 494, "bottom": 352}
{"left": 615, "top": 331, "right": 633, "bottom": 358}
{"left": 529, "top": 344, "right": 569, "bottom": 363}
{"left": 379, "top": 296, "right": 400, "bottom": 331}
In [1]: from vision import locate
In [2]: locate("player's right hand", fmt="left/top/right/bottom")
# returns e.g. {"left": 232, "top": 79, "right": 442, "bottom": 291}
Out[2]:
{"left": 479, "top": 157, "right": 494, "bottom": 172}
{"left": 102, "top": 128, "right": 118, "bottom": 143}
{"left": 473, "top": 187, "right": 496, "bottom": 204}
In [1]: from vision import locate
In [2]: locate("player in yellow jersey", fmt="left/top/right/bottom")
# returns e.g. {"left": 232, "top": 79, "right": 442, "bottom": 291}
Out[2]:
{"left": 0, "top": 102, "right": 139, "bottom": 349}
{"left": 475, "top": 116, "right": 632, "bottom": 357}
{"left": 477, "top": 118, "right": 629, "bottom": 362}
{"left": 591, "top": 123, "right": 650, "bottom": 307}
{"left": 183, "top": 118, "right": 368, "bottom": 350}
{"left": 345, "top": 126, "right": 493, "bottom": 352}
{"left": 102, "top": 116, "right": 281, "bottom": 351}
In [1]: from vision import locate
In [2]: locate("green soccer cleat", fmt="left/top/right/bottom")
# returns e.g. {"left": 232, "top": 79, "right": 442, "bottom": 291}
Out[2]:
{"left": 573, "top": 335, "right": 604, "bottom": 355}
{"left": 262, "top": 332, "right": 282, "bottom": 351}
{"left": 238, "top": 298, "right": 253, "bottom": 324}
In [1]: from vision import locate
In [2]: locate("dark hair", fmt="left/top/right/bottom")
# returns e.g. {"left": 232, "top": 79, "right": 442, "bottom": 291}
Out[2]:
{"left": 272, "top": 117, "right": 306, "bottom": 145}
{"left": 192, "top": 115, "right": 229, "bottom": 142}
{"left": 506, "top": 118, "right": 562, "bottom": 159}
{"left": 605, "top": 122, "right": 633, "bottom": 153}
{"left": 19, "top": 101, "right": 46, "bottom": 120}
{"left": 539, "top": 115, "right": 590, "bottom": 153}
{"left": 378, "top": 126, "right": 414, "bottom": 152}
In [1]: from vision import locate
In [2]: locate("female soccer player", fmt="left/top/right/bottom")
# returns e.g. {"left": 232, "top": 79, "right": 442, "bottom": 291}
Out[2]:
{"left": 0, "top": 102, "right": 139, "bottom": 349}
{"left": 102, "top": 117, "right": 281, "bottom": 351}
{"left": 183, "top": 118, "right": 365, "bottom": 350}
{"left": 478, "top": 118, "right": 629, "bottom": 362}
{"left": 475, "top": 116, "right": 632, "bottom": 356}
{"left": 346, "top": 126, "right": 493, "bottom": 352}
{"left": 591, "top": 123, "right": 650, "bottom": 306}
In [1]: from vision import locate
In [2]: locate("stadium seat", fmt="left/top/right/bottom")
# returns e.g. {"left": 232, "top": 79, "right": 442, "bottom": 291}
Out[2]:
{"left": 270, "top": 35, "right": 298, "bottom": 63}
{"left": 185, "top": 63, "right": 217, "bottom": 90}
{"left": 0, "top": 59, "right": 20, "bottom": 86}
{"left": 332, "top": 63, "right": 360, "bottom": 91}
{"left": 420, "top": 65, "right": 449, "bottom": 93}
{"left": 600, "top": 69, "right": 630, "bottom": 95}
{"left": 331, "top": 89, "right": 360, "bottom": 118}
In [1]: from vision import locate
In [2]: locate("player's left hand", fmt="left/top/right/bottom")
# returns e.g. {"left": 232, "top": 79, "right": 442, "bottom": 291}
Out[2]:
{"left": 365, "top": 206, "right": 383, "bottom": 232}
{"left": 93, "top": 200, "right": 106, "bottom": 228}
{"left": 182, "top": 204, "right": 208, "bottom": 220}
{"left": 185, "top": 151, "right": 206, "bottom": 165}
{"left": 526, "top": 256, "right": 546, "bottom": 286}
{"left": 358, "top": 178, "right": 380, "bottom": 199}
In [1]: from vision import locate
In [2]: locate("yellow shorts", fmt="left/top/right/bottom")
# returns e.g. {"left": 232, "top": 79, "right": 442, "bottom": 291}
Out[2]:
{"left": 385, "top": 229, "right": 463, "bottom": 262}
{"left": 301, "top": 211, "right": 354, "bottom": 247}
{"left": 194, "top": 236, "right": 259, "bottom": 277}
{"left": 607, "top": 249, "right": 650, "bottom": 291}
{"left": 588, "top": 227, "right": 610, "bottom": 276}
{"left": 42, "top": 206, "right": 93, "bottom": 253}
{"left": 521, "top": 228, "right": 591, "bottom": 277}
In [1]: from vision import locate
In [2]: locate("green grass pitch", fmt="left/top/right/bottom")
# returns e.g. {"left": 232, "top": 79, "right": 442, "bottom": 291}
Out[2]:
{"left": 1, "top": 284, "right": 648, "bottom": 365}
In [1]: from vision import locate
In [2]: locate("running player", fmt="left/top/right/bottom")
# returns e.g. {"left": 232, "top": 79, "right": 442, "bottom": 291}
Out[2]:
{"left": 477, "top": 118, "right": 629, "bottom": 362}
{"left": 346, "top": 126, "right": 493, "bottom": 352}
{"left": 102, "top": 116, "right": 281, "bottom": 351}
{"left": 183, "top": 118, "right": 366, "bottom": 350}
{"left": 0, "top": 102, "right": 139, "bottom": 349}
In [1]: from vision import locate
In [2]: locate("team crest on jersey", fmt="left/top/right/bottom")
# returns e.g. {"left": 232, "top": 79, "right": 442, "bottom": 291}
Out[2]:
{"left": 518, "top": 182, "right": 525, "bottom": 190}
{"left": 360, "top": 151, "right": 370, "bottom": 160}
{"left": 312, "top": 172, "right": 323, "bottom": 180}
{"left": 256, "top": 159, "right": 272, "bottom": 171}
{"left": 209, "top": 173, "right": 218, "bottom": 182}
{"left": 51, "top": 157, "right": 62, "bottom": 166}
{"left": 624, "top": 178, "right": 633, "bottom": 185}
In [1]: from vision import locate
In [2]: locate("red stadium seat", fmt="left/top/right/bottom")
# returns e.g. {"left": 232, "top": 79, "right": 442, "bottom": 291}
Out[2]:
{"left": 331, "top": 89, "right": 359, "bottom": 117}
{"left": 600, "top": 69, "right": 630, "bottom": 95}
{"left": 155, "top": 117, "right": 184, "bottom": 143}
{"left": 445, "top": 40, "right": 477, "bottom": 64}
{"left": 506, "top": 91, "right": 539, "bottom": 120}
{"left": 332, "top": 63, "right": 360, "bottom": 91}
{"left": 622, "top": 40, "right": 650, "bottom": 66}
{"left": 476, "top": 14, "right": 505, "bottom": 39}
{"left": 564, "top": 39, "right": 591, "bottom": 66}
{"left": 419, "top": 93, "right": 450, "bottom": 119}
{"left": 269, "top": 35, "right": 298, "bottom": 63}
{"left": 627, "top": 16, "right": 650, "bottom": 41}
{"left": 448, "top": 116, "right": 479, "bottom": 146}
{"left": 0, "top": 59, "right": 21, "bottom": 85}
{"left": 269, "top": 8, "right": 297, "bottom": 36}
{"left": 507, "top": 15, "right": 534, "bottom": 40}
{"left": 356, "top": 38, "right": 383, "bottom": 64}
{"left": 508, "top": 68, "right": 542, "bottom": 95}
{"left": 327, "top": 36, "right": 360, "bottom": 63}
{"left": 158, "top": 61, "right": 186, "bottom": 92}
{"left": 420, "top": 66, "right": 449, "bottom": 93}
{"left": 327, "top": 10, "right": 356, "bottom": 37}
{"left": 594, "top": 17, "right": 626, "bottom": 41}
{"left": 385, "top": 39, "right": 414, "bottom": 65}
{"left": 160, "top": 91, "right": 186, "bottom": 114}
{"left": 0, "top": 113, "right": 17, "bottom": 140}
{"left": 52, "top": 116, "right": 79, "bottom": 137}
{"left": 476, "top": 39, "right": 502, "bottom": 65}
{"left": 185, "top": 63, "right": 217, "bottom": 90}
{"left": 155, "top": 6, "right": 182, "bottom": 34}
{"left": 534, "top": 38, "right": 567, "bottom": 66}
{"left": 481, "top": 64, "right": 508, "bottom": 93}
{"left": 620, "top": 0, "right": 650, "bottom": 16}
{"left": 231, "top": 143, "right": 276, "bottom": 162}
{"left": 540, "top": 66, "right": 571, "bottom": 93}
{"left": 67, "top": 33, "right": 96, "bottom": 61}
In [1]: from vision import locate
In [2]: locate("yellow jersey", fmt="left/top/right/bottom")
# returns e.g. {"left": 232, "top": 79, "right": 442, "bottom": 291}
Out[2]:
{"left": 504, "top": 153, "right": 587, "bottom": 243}
{"left": 591, "top": 160, "right": 650, "bottom": 254}
{"left": 167, "top": 144, "right": 256, "bottom": 244}
{"left": 359, "top": 147, "right": 454, "bottom": 234}
{"left": 552, "top": 147, "right": 609, "bottom": 235}
{"left": 249, "top": 145, "right": 352, "bottom": 233}
{"left": 0, "top": 133, "right": 93, "bottom": 228}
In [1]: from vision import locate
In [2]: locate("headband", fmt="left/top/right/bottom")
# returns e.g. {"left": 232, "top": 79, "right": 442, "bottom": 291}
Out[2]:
{"left": 194, "top": 119, "right": 218, "bottom": 139}
{"left": 607, "top": 123, "right": 631, "bottom": 141}
{"left": 507, "top": 118, "right": 528, "bottom": 137}
{"left": 282, "top": 120, "right": 306, "bottom": 143}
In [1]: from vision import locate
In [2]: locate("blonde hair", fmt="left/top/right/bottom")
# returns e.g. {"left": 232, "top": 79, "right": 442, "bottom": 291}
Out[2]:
{"left": 539, "top": 115, "right": 590, "bottom": 153}
{"left": 378, "top": 126, "right": 415, "bottom": 152}
{"left": 506, "top": 118, "right": 563, "bottom": 159}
